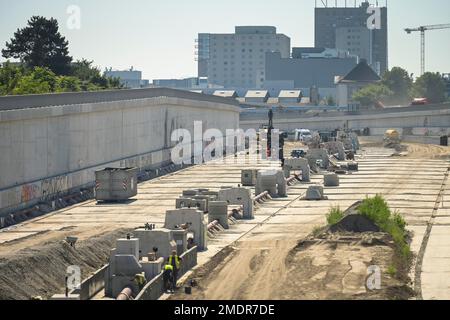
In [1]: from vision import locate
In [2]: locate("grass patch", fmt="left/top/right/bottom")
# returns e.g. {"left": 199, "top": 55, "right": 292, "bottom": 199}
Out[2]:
{"left": 357, "top": 195, "right": 412, "bottom": 277}
{"left": 387, "top": 265, "right": 397, "bottom": 277}
{"left": 326, "top": 206, "right": 344, "bottom": 226}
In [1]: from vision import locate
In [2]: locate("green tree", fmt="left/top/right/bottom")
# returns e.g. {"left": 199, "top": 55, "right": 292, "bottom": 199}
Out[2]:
{"left": 352, "top": 84, "right": 393, "bottom": 107}
{"left": 71, "top": 59, "right": 102, "bottom": 81}
{"left": 12, "top": 66, "right": 57, "bottom": 95}
{"left": 0, "top": 61, "right": 25, "bottom": 95}
{"left": 71, "top": 59, "right": 122, "bottom": 90}
{"left": 381, "top": 67, "right": 413, "bottom": 104}
{"left": 2, "top": 16, "right": 72, "bottom": 75}
{"left": 56, "top": 76, "right": 81, "bottom": 92}
{"left": 412, "top": 72, "right": 447, "bottom": 104}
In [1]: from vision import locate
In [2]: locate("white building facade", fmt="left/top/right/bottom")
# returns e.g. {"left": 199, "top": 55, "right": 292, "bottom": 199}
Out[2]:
{"left": 197, "top": 26, "right": 290, "bottom": 89}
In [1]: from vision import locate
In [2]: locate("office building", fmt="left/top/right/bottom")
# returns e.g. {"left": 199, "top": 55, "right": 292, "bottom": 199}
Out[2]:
{"left": 196, "top": 26, "right": 290, "bottom": 89}
{"left": 264, "top": 51, "right": 357, "bottom": 98}
{"left": 314, "top": 0, "right": 388, "bottom": 74}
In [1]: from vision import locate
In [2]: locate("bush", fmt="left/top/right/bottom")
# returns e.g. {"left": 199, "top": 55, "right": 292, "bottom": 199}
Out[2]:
{"left": 357, "top": 195, "right": 391, "bottom": 226}
{"left": 358, "top": 195, "right": 411, "bottom": 261}
{"left": 326, "top": 206, "right": 344, "bottom": 225}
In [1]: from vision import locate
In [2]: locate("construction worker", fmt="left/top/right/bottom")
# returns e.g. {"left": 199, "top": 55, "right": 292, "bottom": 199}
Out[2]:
{"left": 134, "top": 273, "right": 146, "bottom": 292}
{"left": 163, "top": 264, "right": 174, "bottom": 293}
{"left": 168, "top": 250, "right": 182, "bottom": 290}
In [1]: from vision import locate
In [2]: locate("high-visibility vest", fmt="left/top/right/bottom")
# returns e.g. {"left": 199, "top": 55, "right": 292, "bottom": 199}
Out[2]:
{"left": 164, "top": 264, "right": 173, "bottom": 271}
{"left": 135, "top": 274, "right": 146, "bottom": 286}
{"left": 169, "top": 255, "right": 181, "bottom": 269}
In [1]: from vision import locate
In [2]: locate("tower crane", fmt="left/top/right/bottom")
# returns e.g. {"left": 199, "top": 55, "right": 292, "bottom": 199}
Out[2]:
{"left": 404, "top": 24, "right": 450, "bottom": 75}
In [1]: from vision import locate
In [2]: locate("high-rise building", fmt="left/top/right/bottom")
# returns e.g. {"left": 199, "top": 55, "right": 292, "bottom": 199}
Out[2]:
{"left": 196, "top": 26, "right": 290, "bottom": 89}
{"left": 314, "top": 0, "right": 388, "bottom": 74}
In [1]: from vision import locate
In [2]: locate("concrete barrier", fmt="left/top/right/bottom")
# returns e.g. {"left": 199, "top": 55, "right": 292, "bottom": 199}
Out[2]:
{"left": 70, "top": 264, "right": 108, "bottom": 300}
{"left": 240, "top": 103, "right": 450, "bottom": 133}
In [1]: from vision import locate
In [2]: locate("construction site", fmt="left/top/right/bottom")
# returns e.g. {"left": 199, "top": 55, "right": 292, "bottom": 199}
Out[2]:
{"left": 0, "top": 88, "right": 449, "bottom": 301}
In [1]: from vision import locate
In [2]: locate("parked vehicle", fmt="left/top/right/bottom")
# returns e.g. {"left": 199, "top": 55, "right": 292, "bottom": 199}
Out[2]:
{"left": 383, "top": 129, "right": 401, "bottom": 148}
{"left": 294, "top": 129, "right": 313, "bottom": 142}
{"left": 291, "top": 149, "right": 307, "bottom": 158}
{"left": 411, "top": 98, "right": 429, "bottom": 105}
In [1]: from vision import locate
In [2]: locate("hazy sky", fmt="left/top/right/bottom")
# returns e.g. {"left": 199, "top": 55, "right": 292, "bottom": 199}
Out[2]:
{"left": 1, "top": 0, "right": 449, "bottom": 80}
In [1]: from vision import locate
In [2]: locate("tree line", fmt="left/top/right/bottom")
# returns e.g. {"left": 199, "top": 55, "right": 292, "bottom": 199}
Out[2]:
{"left": 0, "top": 16, "right": 122, "bottom": 96}
{"left": 352, "top": 67, "right": 448, "bottom": 107}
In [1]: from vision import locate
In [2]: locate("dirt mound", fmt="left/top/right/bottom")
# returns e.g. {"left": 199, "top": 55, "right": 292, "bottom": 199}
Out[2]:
{"left": 0, "top": 228, "right": 130, "bottom": 300}
{"left": 329, "top": 214, "right": 380, "bottom": 233}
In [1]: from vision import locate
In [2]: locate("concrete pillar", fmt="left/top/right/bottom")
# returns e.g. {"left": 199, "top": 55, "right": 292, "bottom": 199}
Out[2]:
{"left": 256, "top": 169, "right": 287, "bottom": 197}
{"left": 165, "top": 208, "right": 208, "bottom": 251}
{"left": 116, "top": 238, "right": 139, "bottom": 259}
{"left": 218, "top": 187, "right": 254, "bottom": 219}
{"left": 208, "top": 201, "right": 229, "bottom": 229}
{"left": 276, "top": 170, "right": 287, "bottom": 197}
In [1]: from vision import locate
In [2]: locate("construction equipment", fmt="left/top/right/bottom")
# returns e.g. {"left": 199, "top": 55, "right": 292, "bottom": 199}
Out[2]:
{"left": 264, "top": 109, "right": 285, "bottom": 164}
{"left": 383, "top": 129, "right": 401, "bottom": 148}
{"left": 405, "top": 24, "right": 450, "bottom": 75}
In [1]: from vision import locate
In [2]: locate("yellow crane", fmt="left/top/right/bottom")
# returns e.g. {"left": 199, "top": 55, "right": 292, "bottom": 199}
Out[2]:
{"left": 405, "top": 24, "right": 450, "bottom": 75}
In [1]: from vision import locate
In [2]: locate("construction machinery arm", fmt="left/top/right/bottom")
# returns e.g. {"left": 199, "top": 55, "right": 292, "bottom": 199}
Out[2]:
{"left": 405, "top": 23, "right": 450, "bottom": 33}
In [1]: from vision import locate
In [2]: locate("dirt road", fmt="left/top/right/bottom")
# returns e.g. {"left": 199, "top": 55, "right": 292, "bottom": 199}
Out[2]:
{"left": 169, "top": 144, "right": 449, "bottom": 300}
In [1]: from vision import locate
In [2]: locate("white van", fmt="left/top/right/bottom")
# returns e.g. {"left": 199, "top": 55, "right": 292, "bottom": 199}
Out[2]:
{"left": 294, "top": 129, "right": 312, "bottom": 142}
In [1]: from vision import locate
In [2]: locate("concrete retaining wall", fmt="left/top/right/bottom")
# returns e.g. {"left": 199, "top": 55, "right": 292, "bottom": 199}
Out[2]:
{"left": 0, "top": 94, "right": 239, "bottom": 214}
{"left": 136, "top": 246, "right": 198, "bottom": 300}
{"left": 70, "top": 264, "right": 108, "bottom": 300}
{"left": 240, "top": 104, "right": 450, "bottom": 133}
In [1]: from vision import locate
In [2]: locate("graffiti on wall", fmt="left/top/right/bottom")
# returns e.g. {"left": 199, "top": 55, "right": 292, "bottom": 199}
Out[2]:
{"left": 42, "top": 175, "right": 70, "bottom": 199}
{"left": 21, "top": 183, "right": 41, "bottom": 203}
{"left": 19, "top": 175, "right": 70, "bottom": 204}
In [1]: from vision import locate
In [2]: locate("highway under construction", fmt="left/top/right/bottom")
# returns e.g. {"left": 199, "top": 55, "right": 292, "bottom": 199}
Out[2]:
{"left": 0, "top": 137, "right": 449, "bottom": 300}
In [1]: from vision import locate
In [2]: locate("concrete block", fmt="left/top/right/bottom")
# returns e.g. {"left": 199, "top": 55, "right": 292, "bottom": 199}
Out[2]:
{"left": 218, "top": 187, "right": 254, "bottom": 219}
{"left": 208, "top": 201, "right": 229, "bottom": 229}
{"left": 324, "top": 141, "right": 346, "bottom": 161}
{"left": 283, "top": 158, "right": 310, "bottom": 182}
{"left": 241, "top": 169, "right": 257, "bottom": 186}
{"left": 176, "top": 197, "right": 208, "bottom": 213}
{"left": 348, "top": 162, "right": 359, "bottom": 171}
{"left": 113, "top": 255, "right": 142, "bottom": 276}
{"left": 193, "top": 195, "right": 216, "bottom": 211}
{"left": 306, "top": 149, "right": 329, "bottom": 169}
{"left": 141, "top": 257, "right": 164, "bottom": 280}
{"left": 165, "top": 208, "right": 207, "bottom": 251}
{"left": 256, "top": 169, "right": 287, "bottom": 197}
{"left": 324, "top": 173, "right": 340, "bottom": 187}
{"left": 305, "top": 186, "right": 326, "bottom": 200}
{"left": 116, "top": 238, "right": 139, "bottom": 259}
{"left": 182, "top": 190, "right": 198, "bottom": 197}
{"left": 172, "top": 229, "right": 188, "bottom": 254}
{"left": 133, "top": 228, "right": 176, "bottom": 260}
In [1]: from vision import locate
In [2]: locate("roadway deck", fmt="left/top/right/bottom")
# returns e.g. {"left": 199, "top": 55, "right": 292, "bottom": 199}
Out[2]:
{"left": 0, "top": 147, "right": 449, "bottom": 299}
